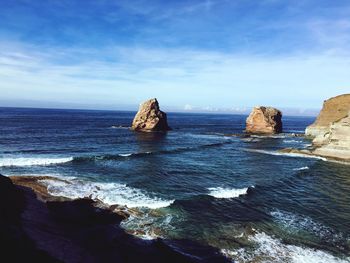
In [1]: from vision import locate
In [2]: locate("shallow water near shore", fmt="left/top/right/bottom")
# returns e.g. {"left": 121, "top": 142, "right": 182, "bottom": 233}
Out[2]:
{"left": 1, "top": 107, "right": 350, "bottom": 262}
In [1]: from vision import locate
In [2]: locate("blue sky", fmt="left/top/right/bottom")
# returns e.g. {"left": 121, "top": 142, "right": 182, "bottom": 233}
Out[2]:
{"left": 0, "top": 0, "right": 349, "bottom": 115}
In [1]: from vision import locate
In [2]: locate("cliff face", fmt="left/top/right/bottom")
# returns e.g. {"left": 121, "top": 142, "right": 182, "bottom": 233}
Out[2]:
{"left": 131, "top": 98, "right": 171, "bottom": 132}
{"left": 306, "top": 94, "right": 350, "bottom": 138}
{"left": 303, "top": 94, "right": 350, "bottom": 161}
{"left": 245, "top": 106, "right": 282, "bottom": 134}
{"left": 312, "top": 113, "right": 350, "bottom": 161}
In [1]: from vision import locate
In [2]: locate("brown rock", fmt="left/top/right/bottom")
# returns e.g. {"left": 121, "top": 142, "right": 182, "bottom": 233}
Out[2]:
{"left": 131, "top": 98, "right": 171, "bottom": 132}
{"left": 305, "top": 94, "right": 350, "bottom": 138}
{"left": 245, "top": 106, "right": 282, "bottom": 134}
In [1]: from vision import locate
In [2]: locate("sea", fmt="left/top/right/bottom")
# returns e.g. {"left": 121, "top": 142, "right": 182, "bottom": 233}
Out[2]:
{"left": 0, "top": 107, "right": 349, "bottom": 263}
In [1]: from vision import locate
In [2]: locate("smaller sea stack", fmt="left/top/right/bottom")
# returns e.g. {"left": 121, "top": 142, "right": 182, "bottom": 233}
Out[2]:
{"left": 245, "top": 106, "right": 282, "bottom": 134}
{"left": 131, "top": 98, "right": 171, "bottom": 132}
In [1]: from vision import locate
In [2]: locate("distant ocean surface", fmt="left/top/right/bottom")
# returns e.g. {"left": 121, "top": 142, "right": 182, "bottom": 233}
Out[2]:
{"left": 1, "top": 107, "right": 349, "bottom": 262}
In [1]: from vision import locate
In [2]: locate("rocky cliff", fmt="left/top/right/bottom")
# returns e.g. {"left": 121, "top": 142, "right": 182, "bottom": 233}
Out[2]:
{"left": 305, "top": 94, "right": 350, "bottom": 138}
{"left": 290, "top": 94, "right": 350, "bottom": 162}
{"left": 131, "top": 98, "right": 171, "bottom": 132}
{"left": 311, "top": 113, "right": 350, "bottom": 161}
{"left": 245, "top": 106, "right": 282, "bottom": 134}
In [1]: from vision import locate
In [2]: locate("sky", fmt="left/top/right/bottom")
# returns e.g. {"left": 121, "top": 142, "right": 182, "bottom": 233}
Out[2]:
{"left": 0, "top": 0, "right": 350, "bottom": 115}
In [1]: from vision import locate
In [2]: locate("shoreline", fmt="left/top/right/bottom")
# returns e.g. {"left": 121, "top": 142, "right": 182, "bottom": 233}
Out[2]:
{"left": 1, "top": 174, "right": 229, "bottom": 263}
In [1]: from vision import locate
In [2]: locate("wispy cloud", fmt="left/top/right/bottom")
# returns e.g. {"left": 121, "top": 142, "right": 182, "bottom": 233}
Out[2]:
{"left": 1, "top": 41, "right": 349, "bottom": 111}
{"left": 0, "top": 1, "right": 350, "bottom": 112}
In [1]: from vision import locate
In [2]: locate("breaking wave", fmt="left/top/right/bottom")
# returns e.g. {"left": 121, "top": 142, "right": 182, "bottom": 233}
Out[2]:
{"left": 221, "top": 232, "right": 349, "bottom": 263}
{"left": 0, "top": 157, "right": 73, "bottom": 167}
{"left": 40, "top": 177, "right": 174, "bottom": 209}
{"left": 293, "top": 166, "right": 310, "bottom": 171}
{"left": 207, "top": 186, "right": 252, "bottom": 199}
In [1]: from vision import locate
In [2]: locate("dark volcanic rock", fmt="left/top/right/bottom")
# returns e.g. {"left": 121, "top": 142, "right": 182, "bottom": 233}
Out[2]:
{"left": 0, "top": 174, "right": 229, "bottom": 263}
{"left": 131, "top": 98, "right": 171, "bottom": 132}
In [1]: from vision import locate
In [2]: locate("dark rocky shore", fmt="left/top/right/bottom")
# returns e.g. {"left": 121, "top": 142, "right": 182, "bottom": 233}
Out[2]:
{"left": 0, "top": 174, "right": 229, "bottom": 263}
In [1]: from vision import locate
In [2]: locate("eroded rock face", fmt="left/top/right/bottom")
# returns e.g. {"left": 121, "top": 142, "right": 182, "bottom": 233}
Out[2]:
{"left": 306, "top": 94, "right": 350, "bottom": 138}
{"left": 131, "top": 98, "right": 171, "bottom": 132}
{"left": 311, "top": 113, "right": 350, "bottom": 161}
{"left": 245, "top": 106, "right": 282, "bottom": 134}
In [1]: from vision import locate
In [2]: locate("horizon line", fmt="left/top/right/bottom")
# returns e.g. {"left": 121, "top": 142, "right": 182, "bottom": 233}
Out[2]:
{"left": 0, "top": 105, "right": 319, "bottom": 117}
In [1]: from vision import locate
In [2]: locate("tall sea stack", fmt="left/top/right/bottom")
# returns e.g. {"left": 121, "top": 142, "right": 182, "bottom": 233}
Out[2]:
{"left": 131, "top": 98, "right": 171, "bottom": 132}
{"left": 245, "top": 106, "right": 282, "bottom": 134}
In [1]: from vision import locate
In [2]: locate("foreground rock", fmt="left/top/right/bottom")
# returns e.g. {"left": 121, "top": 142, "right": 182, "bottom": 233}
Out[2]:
{"left": 0, "top": 174, "right": 228, "bottom": 263}
{"left": 305, "top": 94, "right": 350, "bottom": 138}
{"left": 245, "top": 106, "right": 282, "bottom": 134}
{"left": 131, "top": 98, "right": 171, "bottom": 132}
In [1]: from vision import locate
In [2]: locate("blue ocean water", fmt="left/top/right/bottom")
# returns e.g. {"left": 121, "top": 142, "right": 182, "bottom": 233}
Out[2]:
{"left": 0, "top": 107, "right": 349, "bottom": 262}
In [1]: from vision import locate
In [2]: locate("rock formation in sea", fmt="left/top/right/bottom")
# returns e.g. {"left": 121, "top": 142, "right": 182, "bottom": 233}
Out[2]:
{"left": 305, "top": 94, "right": 350, "bottom": 138}
{"left": 131, "top": 98, "right": 171, "bottom": 132}
{"left": 245, "top": 106, "right": 282, "bottom": 134}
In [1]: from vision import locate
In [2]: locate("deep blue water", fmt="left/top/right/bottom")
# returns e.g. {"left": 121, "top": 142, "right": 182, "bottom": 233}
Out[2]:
{"left": 1, "top": 107, "right": 349, "bottom": 262}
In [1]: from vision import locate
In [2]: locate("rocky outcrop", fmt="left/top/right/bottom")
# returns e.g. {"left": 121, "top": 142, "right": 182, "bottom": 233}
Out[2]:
{"left": 305, "top": 94, "right": 350, "bottom": 138}
{"left": 282, "top": 94, "right": 350, "bottom": 162}
{"left": 131, "top": 98, "right": 171, "bottom": 132}
{"left": 0, "top": 174, "right": 229, "bottom": 263}
{"left": 311, "top": 113, "right": 350, "bottom": 161}
{"left": 245, "top": 106, "right": 282, "bottom": 134}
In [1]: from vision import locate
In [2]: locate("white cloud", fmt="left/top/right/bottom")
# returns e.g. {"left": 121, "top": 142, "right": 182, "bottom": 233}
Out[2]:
{"left": 0, "top": 42, "right": 349, "bottom": 112}
{"left": 184, "top": 104, "right": 194, "bottom": 110}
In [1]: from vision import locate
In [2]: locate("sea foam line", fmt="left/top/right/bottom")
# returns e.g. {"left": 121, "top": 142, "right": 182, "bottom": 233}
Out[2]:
{"left": 207, "top": 186, "right": 252, "bottom": 199}
{"left": 0, "top": 157, "right": 73, "bottom": 167}
{"left": 40, "top": 178, "right": 174, "bottom": 209}
{"left": 243, "top": 149, "right": 327, "bottom": 161}
{"left": 221, "top": 232, "right": 349, "bottom": 263}
{"left": 293, "top": 166, "right": 309, "bottom": 171}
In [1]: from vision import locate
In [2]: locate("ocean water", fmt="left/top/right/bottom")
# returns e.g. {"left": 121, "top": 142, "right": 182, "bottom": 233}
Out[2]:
{"left": 1, "top": 107, "right": 349, "bottom": 262}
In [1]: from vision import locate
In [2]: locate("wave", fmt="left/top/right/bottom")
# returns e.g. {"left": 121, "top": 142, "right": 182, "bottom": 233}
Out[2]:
{"left": 0, "top": 157, "right": 73, "bottom": 167}
{"left": 244, "top": 149, "right": 327, "bottom": 161}
{"left": 72, "top": 142, "right": 230, "bottom": 163}
{"left": 207, "top": 186, "right": 252, "bottom": 199}
{"left": 40, "top": 177, "right": 174, "bottom": 209}
{"left": 270, "top": 209, "right": 348, "bottom": 244}
{"left": 0, "top": 142, "right": 230, "bottom": 167}
{"left": 221, "top": 232, "right": 349, "bottom": 263}
{"left": 293, "top": 166, "right": 309, "bottom": 171}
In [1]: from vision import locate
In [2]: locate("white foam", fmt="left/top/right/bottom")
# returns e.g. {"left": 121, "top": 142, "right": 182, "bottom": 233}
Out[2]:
{"left": 283, "top": 139, "right": 302, "bottom": 143}
{"left": 251, "top": 134, "right": 288, "bottom": 139}
{"left": 118, "top": 153, "right": 133, "bottom": 157}
{"left": 111, "top": 125, "right": 129, "bottom": 129}
{"left": 244, "top": 149, "right": 327, "bottom": 161}
{"left": 40, "top": 178, "right": 174, "bottom": 209}
{"left": 0, "top": 157, "right": 73, "bottom": 167}
{"left": 221, "top": 232, "right": 349, "bottom": 263}
{"left": 293, "top": 166, "right": 310, "bottom": 171}
{"left": 207, "top": 187, "right": 251, "bottom": 199}
{"left": 270, "top": 209, "right": 346, "bottom": 243}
